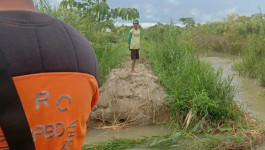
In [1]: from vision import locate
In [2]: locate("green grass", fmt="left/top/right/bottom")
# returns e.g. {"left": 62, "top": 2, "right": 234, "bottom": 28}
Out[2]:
{"left": 143, "top": 25, "right": 238, "bottom": 132}
{"left": 82, "top": 139, "right": 146, "bottom": 150}
{"left": 95, "top": 42, "right": 128, "bottom": 86}
{"left": 234, "top": 34, "right": 265, "bottom": 86}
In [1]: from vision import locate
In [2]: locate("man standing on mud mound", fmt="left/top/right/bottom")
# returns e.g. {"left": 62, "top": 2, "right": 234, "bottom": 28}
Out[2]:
{"left": 128, "top": 20, "right": 140, "bottom": 73}
{"left": 0, "top": 0, "right": 99, "bottom": 149}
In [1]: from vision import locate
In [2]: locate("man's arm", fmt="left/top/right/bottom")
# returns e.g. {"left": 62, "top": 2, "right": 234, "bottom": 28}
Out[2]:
{"left": 128, "top": 32, "right": 132, "bottom": 50}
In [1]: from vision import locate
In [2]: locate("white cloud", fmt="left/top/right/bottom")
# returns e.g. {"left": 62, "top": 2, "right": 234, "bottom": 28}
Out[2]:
{"left": 115, "top": 22, "right": 183, "bottom": 29}
{"left": 201, "top": 14, "right": 213, "bottom": 23}
{"left": 140, "top": 4, "right": 156, "bottom": 20}
{"left": 218, "top": 7, "right": 237, "bottom": 16}
{"left": 143, "top": 4, "right": 154, "bottom": 14}
{"left": 190, "top": 8, "right": 201, "bottom": 16}
{"left": 166, "top": 0, "right": 180, "bottom": 5}
{"left": 131, "top": 4, "right": 140, "bottom": 9}
{"left": 141, "top": 23, "right": 157, "bottom": 28}
{"left": 189, "top": 8, "right": 213, "bottom": 23}
{"left": 115, "top": 22, "right": 156, "bottom": 28}
{"left": 195, "top": 7, "right": 237, "bottom": 23}
{"left": 132, "top": 3, "right": 156, "bottom": 20}
{"left": 144, "top": 14, "right": 155, "bottom": 19}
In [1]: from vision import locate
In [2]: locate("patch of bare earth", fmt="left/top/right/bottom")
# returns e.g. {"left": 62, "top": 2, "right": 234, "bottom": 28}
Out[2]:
{"left": 88, "top": 61, "right": 170, "bottom": 129}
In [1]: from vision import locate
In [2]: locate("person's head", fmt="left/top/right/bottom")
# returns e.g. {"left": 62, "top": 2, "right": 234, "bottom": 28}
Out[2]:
{"left": 133, "top": 20, "right": 139, "bottom": 29}
{"left": 0, "top": 0, "right": 37, "bottom": 12}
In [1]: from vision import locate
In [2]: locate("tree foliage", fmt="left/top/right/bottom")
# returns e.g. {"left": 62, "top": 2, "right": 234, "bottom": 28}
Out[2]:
{"left": 35, "top": 0, "right": 140, "bottom": 31}
{"left": 60, "top": 0, "right": 139, "bottom": 23}
{"left": 179, "top": 17, "right": 195, "bottom": 27}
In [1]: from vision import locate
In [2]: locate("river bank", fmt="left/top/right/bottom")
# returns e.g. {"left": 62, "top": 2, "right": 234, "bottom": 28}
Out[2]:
{"left": 83, "top": 52, "right": 265, "bottom": 150}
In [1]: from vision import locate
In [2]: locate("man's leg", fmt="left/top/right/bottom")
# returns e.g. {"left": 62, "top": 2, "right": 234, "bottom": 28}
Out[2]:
{"left": 131, "top": 49, "right": 139, "bottom": 73}
{"left": 131, "top": 59, "right": 136, "bottom": 72}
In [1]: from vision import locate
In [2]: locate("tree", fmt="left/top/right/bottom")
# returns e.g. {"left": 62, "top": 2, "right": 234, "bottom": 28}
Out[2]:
{"left": 179, "top": 17, "right": 195, "bottom": 27}
{"left": 60, "top": 0, "right": 139, "bottom": 23}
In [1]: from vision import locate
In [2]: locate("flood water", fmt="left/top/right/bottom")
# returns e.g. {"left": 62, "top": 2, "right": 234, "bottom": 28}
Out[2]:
{"left": 201, "top": 55, "right": 265, "bottom": 121}
{"left": 201, "top": 54, "right": 265, "bottom": 150}
{"left": 84, "top": 125, "right": 169, "bottom": 144}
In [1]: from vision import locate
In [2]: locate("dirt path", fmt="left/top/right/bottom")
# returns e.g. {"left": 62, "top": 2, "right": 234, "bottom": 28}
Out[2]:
{"left": 89, "top": 61, "right": 170, "bottom": 127}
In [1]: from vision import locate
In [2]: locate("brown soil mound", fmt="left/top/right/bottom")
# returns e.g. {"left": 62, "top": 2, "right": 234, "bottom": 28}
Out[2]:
{"left": 89, "top": 62, "right": 170, "bottom": 126}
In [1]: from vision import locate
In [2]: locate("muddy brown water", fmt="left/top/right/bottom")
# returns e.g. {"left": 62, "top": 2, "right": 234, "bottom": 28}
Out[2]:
{"left": 201, "top": 55, "right": 265, "bottom": 121}
{"left": 201, "top": 54, "right": 265, "bottom": 150}
{"left": 84, "top": 125, "right": 169, "bottom": 144}
{"left": 84, "top": 54, "right": 265, "bottom": 149}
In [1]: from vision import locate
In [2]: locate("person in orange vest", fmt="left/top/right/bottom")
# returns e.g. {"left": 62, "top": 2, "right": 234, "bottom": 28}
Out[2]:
{"left": 0, "top": 0, "right": 99, "bottom": 149}
{"left": 128, "top": 20, "right": 140, "bottom": 73}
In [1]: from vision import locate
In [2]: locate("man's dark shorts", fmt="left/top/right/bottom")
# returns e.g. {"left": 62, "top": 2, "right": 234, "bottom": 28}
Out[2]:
{"left": 130, "top": 49, "right": 139, "bottom": 60}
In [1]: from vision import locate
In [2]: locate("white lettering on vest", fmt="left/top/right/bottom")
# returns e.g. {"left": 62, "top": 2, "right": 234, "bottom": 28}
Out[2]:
{"left": 45, "top": 124, "right": 54, "bottom": 139}
{"left": 35, "top": 91, "right": 50, "bottom": 109}
{"left": 61, "top": 120, "right": 77, "bottom": 149}
{"left": 35, "top": 92, "right": 72, "bottom": 112}
{"left": 33, "top": 125, "right": 44, "bottom": 141}
{"left": 55, "top": 122, "right": 65, "bottom": 137}
{"left": 33, "top": 122, "right": 65, "bottom": 141}
{"left": 56, "top": 95, "right": 71, "bottom": 112}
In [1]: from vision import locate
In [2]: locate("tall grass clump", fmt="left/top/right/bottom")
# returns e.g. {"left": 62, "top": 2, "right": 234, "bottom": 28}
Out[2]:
{"left": 144, "top": 24, "right": 239, "bottom": 132}
{"left": 235, "top": 32, "right": 265, "bottom": 86}
{"left": 82, "top": 139, "right": 145, "bottom": 150}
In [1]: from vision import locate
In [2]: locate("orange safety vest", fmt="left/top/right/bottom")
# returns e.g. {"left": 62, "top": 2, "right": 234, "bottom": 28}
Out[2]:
{"left": 0, "top": 73, "right": 99, "bottom": 150}
{"left": 0, "top": 11, "right": 99, "bottom": 149}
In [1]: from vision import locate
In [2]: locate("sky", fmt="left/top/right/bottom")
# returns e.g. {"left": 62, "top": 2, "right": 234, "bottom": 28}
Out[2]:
{"left": 107, "top": 0, "right": 265, "bottom": 28}
{"left": 54, "top": 0, "right": 265, "bottom": 28}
